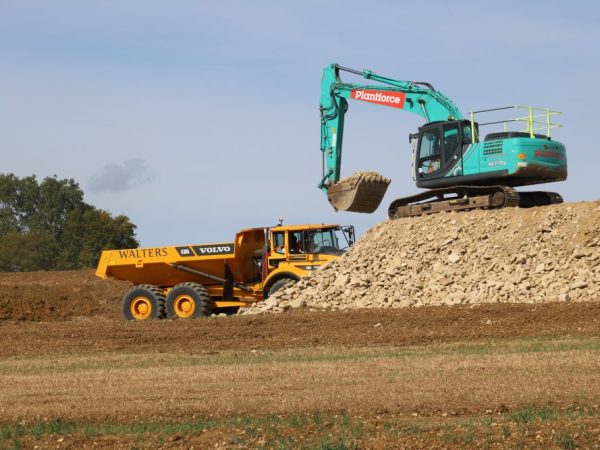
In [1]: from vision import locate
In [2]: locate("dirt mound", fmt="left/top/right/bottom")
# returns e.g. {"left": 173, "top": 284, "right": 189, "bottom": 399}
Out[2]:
{"left": 246, "top": 200, "right": 600, "bottom": 314}
{"left": 0, "top": 270, "right": 131, "bottom": 321}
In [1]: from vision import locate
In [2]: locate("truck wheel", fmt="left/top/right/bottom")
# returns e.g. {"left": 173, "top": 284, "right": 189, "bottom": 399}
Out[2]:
{"left": 166, "top": 282, "right": 214, "bottom": 319}
{"left": 122, "top": 285, "right": 166, "bottom": 321}
{"left": 267, "top": 278, "right": 297, "bottom": 298}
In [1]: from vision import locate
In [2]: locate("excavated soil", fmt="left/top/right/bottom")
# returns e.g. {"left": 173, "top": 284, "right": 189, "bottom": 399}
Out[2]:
{"left": 334, "top": 171, "right": 391, "bottom": 187}
{"left": 248, "top": 200, "right": 600, "bottom": 314}
{"left": 0, "top": 270, "right": 131, "bottom": 321}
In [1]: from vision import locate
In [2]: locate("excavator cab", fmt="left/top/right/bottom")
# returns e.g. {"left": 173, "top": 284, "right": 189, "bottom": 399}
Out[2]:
{"left": 415, "top": 120, "right": 477, "bottom": 188}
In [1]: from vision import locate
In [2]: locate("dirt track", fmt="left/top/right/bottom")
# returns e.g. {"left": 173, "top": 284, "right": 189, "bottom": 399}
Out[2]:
{"left": 1, "top": 268, "right": 600, "bottom": 356}
{"left": 2, "top": 301, "right": 600, "bottom": 358}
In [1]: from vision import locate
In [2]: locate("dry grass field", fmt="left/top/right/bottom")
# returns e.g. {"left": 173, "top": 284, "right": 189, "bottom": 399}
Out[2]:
{"left": 2, "top": 303, "right": 600, "bottom": 449}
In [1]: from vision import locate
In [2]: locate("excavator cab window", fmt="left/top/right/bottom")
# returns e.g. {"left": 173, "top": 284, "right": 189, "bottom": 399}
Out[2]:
{"left": 443, "top": 124, "right": 461, "bottom": 165}
{"left": 462, "top": 124, "right": 473, "bottom": 146}
{"left": 417, "top": 127, "right": 442, "bottom": 176}
{"left": 417, "top": 121, "right": 468, "bottom": 179}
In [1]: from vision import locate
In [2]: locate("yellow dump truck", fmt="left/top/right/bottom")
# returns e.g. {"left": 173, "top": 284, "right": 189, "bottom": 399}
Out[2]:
{"left": 96, "top": 223, "right": 354, "bottom": 320}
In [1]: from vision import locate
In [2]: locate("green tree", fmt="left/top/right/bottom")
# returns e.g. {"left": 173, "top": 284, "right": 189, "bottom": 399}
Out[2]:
{"left": 26, "top": 176, "right": 84, "bottom": 237}
{"left": 0, "top": 174, "right": 23, "bottom": 233}
{"left": 0, "top": 173, "right": 138, "bottom": 272}
{"left": 0, "top": 231, "right": 61, "bottom": 271}
{"left": 59, "top": 206, "right": 138, "bottom": 269}
{"left": 0, "top": 174, "right": 84, "bottom": 235}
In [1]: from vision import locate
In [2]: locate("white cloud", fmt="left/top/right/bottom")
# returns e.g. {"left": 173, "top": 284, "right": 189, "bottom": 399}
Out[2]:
{"left": 88, "top": 159, "right": 156, "bottom": 193}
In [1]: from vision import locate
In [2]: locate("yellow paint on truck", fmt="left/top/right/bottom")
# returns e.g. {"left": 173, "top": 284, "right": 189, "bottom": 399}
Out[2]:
{"left": 96, "top": 223, "right": 354, "bottom": 320}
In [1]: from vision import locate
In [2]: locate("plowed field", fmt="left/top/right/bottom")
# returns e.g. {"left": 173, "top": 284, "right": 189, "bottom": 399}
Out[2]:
{"left": 1, "top": 270, "right": 600, "bottom": 448}
{"left": 0, "top": 270, "right": 128, "bottom": 322}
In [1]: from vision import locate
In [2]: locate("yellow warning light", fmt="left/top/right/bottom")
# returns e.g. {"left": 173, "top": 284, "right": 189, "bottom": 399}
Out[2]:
{"left": 517, "top": 153, "right": 526, "bottom": 159}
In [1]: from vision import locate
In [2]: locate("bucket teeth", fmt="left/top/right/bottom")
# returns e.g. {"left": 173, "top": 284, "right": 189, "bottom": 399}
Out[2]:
{"left": 327, "top": 172, "right": 391, "bottom": 213}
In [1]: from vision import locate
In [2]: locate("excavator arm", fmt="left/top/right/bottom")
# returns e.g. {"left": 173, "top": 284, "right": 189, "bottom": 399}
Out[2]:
{"left": 319, "top": 64, "right": 463, "bottom": 213}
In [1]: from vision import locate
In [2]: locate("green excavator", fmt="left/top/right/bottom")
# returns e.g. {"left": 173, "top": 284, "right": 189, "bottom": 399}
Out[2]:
{"left": 319, "top": 64, "right": 568, "bottom": 218}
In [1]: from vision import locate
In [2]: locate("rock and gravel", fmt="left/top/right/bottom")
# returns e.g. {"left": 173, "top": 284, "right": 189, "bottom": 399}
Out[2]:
{"left": 335, "top": 171, "right": 391, "bottom": 187}
{"left": 243, "top": 200, "right": 600, "bottom": 314}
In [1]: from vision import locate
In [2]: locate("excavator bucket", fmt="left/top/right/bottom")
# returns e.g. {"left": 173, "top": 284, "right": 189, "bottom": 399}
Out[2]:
{"left": 327, "top": 172, "right": 391, "bottom": 213}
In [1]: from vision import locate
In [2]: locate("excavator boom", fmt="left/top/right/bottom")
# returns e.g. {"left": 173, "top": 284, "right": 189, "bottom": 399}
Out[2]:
{"left": 319, "top": 64, "right": 461, "bottom": 213}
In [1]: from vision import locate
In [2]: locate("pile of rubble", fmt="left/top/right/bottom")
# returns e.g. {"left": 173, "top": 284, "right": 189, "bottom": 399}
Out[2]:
{"left": 243, "top": 200, "right": 600, "bottom": 314}
{"left": 335, "top": 171, "right": 391, "bottom": 187}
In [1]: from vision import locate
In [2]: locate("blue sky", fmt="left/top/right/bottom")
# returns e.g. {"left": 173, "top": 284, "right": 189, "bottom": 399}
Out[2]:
{"left": 1, "top": 1, "right": 599, "bottom": 246}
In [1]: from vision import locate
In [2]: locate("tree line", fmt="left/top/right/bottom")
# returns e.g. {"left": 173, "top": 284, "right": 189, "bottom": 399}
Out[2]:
{"left": 0, "top": 174, "right": 138, "bottom": 272}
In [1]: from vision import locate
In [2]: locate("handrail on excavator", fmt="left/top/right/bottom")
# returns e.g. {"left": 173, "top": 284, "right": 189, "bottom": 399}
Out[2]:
{"left": 469, "top": 106, "right": 562, "bottom": 143}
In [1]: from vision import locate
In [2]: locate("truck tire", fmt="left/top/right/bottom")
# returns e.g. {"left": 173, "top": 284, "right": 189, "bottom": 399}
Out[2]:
{"left": 122, "top": 284, "right": 166, "bottom": 321}
{"left": 267, "top": 277, "right": 297, "bottom": 298}
{"left": 166, "top": 282, "right": 214, "bottom": 319}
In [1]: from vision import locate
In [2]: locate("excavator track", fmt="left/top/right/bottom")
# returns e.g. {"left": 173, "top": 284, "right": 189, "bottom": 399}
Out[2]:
{"left": 388, "top": 185, "right": 562, "bottom": 219}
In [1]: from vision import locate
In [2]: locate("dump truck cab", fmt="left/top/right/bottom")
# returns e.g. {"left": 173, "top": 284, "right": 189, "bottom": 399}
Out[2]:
{"left": 96, "top": 223, "right": 354, "bottom": 320}
{"left": 262, "top": 224, "right": 354, "bottom": 297}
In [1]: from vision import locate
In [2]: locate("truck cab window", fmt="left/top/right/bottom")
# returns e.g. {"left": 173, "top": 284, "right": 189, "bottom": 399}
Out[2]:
{"left": 273, "top": 232, "right": 285, "bottom": 254}
{"left": 289, "top": 231, "right": 305, "bottom": 253}
{"left": 308, "top": 228, "right": 344, "bottom": 254}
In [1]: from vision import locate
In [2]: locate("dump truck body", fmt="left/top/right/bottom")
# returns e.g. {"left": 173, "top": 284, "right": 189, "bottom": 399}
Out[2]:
{"left": 96, "top": 227, "right": 265, "bottom": 308}
{"left": 96, "top": 223, "right": 354, "bottom": 320}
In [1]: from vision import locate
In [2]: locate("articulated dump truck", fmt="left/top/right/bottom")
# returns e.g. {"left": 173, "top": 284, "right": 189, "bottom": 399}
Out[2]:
{"left": 96, "top": 223, "right": 354, "bottom": 320}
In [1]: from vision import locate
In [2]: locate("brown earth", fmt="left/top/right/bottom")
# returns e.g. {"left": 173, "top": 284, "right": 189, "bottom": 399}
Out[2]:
{"left": 2, "top": 302, "right": 600, "bottom": 357}
{"left": 2, "top": 306, "right": 600, "bottom": 449}
{"left": 0, "top": 269, "right": 130, "bottom": 321}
